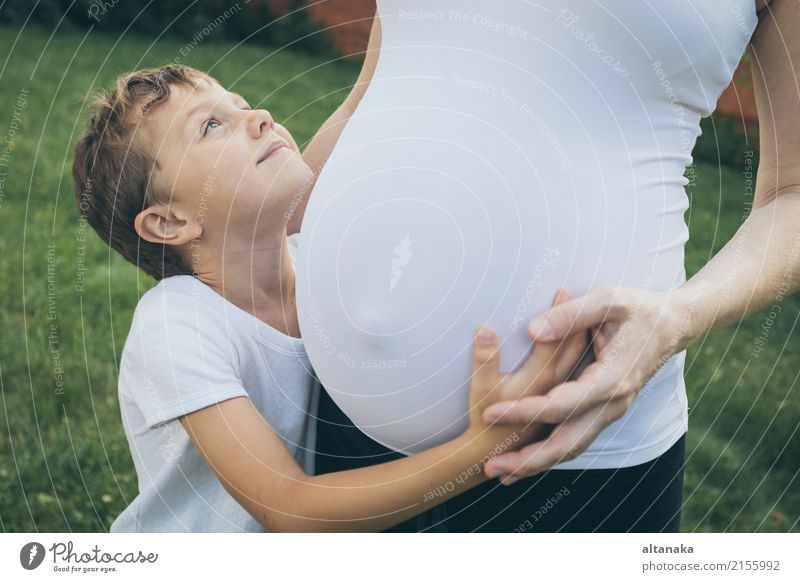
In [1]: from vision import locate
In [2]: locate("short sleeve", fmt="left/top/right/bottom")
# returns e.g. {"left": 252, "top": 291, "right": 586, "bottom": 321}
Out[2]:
{"left": 119, "top": 285, "right": 247, "bottom": 430}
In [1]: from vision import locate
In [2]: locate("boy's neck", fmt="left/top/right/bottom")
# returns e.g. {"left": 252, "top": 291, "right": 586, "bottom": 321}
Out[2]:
{"left": 192, "top": 233, "right": 300, "bottom": 338}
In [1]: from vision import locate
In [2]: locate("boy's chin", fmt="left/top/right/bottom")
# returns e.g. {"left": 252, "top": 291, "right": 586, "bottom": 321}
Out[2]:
{"left": 282, "top": 172, "right": 315, "bottom": 201}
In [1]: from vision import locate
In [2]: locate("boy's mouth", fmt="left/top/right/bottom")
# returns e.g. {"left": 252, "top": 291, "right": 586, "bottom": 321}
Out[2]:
{"left": 256, "top": 139, "right": 288, "bottom": 165}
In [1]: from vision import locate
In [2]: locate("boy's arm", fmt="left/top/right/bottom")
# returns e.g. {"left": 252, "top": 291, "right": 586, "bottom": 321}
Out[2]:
{"left": 180, "top": 291, "right": 587, "bottom": 532}
{"left": 180, "top": 394, "right": 505, "bottom": 533}
{"left": 179, "top": 330, "right": 521, "bottom": 533}
{"left": 287, "top": 12, "right": 381, "bottom": 234}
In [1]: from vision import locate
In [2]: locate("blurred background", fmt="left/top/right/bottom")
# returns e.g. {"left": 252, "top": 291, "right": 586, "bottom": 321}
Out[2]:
{"left": 0, "top": 0, "right": 796, "bottom": 532}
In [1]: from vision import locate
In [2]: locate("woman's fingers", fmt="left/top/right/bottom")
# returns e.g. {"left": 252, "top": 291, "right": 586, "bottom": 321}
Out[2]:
{"left": 484, "top": 396, "right": 629, "bottom": 482}
{"left": 527, "top": 284, "right": 626, "bottom": 342}
{"left": 522, "top": 288, "right": 590, "bottom": 388}
{"left": 484, "top": 360, "right": 611, "bottom": 425}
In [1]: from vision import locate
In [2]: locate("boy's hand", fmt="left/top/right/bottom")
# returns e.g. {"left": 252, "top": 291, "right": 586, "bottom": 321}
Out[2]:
{"left": 467, "top": 288, "right": 592, "bottom": 437}
{"left": 499, "top": 288, "right": 592, "bottom": 402}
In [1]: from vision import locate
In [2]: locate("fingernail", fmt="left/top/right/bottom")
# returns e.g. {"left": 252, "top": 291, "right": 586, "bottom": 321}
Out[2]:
{"left": 529, "top": 320, "right": 554, "bottom": 341}
{"left": 484, "top": 413, "right": 497, "bottom": 424}
{"left": 502, "top": 476, "right": 519, "bottom": 486}
{"left": 478, "top": 327, "right": 496, "bottom": 344}
{"left": 483, "top": 402, "right": 512, "bottom": 423}
{"left": 486, "top": 465, "right": 507, "bottom": 479}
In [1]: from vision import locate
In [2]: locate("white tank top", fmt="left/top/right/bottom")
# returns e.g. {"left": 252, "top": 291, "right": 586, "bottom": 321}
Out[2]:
{"left": 297, "top": 0, "right": 757, "bottom": 467}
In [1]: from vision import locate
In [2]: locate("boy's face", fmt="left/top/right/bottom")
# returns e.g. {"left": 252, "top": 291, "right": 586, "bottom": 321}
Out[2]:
{"left": 143, "top": 76, "right": 312, "bottom": 239}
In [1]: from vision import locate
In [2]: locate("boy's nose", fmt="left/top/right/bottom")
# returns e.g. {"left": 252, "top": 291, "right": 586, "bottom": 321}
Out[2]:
{"left": 249, "top": 109, "right": 274, "bottom": 138}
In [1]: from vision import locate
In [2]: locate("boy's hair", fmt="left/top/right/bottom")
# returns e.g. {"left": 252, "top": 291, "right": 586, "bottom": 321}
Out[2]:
{"left": 72, "top": 64, "right": 210, "bottom": 280}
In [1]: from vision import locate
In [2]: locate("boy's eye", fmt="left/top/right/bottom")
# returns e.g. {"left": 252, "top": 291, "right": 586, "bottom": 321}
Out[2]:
{"left": 202, "top": 119, "right": 220, "bottom": 136}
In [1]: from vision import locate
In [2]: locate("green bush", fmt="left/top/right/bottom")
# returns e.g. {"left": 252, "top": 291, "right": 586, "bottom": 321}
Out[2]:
{"left": 0, "top": 0, "right": 334, "bottom": 56}
{"left": 695, "top": 115, "right": 759, "bottom": 168}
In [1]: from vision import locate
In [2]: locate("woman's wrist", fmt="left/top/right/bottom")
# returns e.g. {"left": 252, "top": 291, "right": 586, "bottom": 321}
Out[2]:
{"left": 666, "top": 283, "right": 708, "bottom": 352}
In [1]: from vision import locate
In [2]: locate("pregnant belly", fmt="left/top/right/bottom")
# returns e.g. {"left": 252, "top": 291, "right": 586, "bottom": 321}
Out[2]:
{"left": 296, "top": 2, "right": 701, "bottom": 454}
{"left": 296, "top": 131, "right": 689, "bottom": 453}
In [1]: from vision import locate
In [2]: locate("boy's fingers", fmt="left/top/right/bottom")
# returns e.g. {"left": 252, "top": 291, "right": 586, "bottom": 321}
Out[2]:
{"left": 522, "top": 288, "right": 571, "bottom": 367}
{"left": 554, "top": 329, "right": 592, "bottom": 383}
{"left": 472, "top": 326, "right": 501, "bottom": 399}
{"left": 517, "top": 342, "right": 555, "bottom": 393}
{"left": 518, "top": 288, "right": 572, "bottom": 384}
{"left": 546, "top": 288, "right": 594, "bottom": 383}
{"left": 590, "top": 325, "right": 606, "bottom": 357}
{"left": 554, "top": 288, "right": 571, "bottom": 305}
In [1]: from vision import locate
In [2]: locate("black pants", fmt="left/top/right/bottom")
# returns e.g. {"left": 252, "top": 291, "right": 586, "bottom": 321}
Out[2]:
{"left": 314, "top": 389, "right": 686, "bottom": 532}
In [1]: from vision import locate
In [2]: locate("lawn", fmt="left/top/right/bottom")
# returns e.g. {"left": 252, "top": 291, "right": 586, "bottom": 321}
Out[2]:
{"left": 0, "top": 25, "right": 797, "bottom": 533}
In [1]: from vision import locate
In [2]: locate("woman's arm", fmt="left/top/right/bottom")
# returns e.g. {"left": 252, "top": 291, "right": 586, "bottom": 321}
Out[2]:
{"left": 301, "top": 12, "right": 381, "bottom": 173}
{"left": 676, "top": 0, "right": 800, "bottom": 337}
{"left": 179, "top": 291, "right": 587, "bottom": 532}
{"left": 287, "top": 12, "right": 382, "bottom": 234}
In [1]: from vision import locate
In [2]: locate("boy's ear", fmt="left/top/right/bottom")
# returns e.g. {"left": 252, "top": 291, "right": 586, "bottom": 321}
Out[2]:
{"left": 134, "top": 205, "right": 202, "bottom": 246}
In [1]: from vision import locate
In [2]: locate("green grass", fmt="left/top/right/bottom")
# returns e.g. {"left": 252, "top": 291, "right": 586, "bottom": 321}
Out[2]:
{"left": 0, "top": 25, "right": 798, "bottom": 533}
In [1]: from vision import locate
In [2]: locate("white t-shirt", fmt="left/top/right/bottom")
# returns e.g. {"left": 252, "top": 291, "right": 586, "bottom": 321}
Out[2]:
{"left": 111, "top": 236, "right": 319, "bottom": 532}
{"left": 298, "top": 0, "right": 755, "bottom": 463}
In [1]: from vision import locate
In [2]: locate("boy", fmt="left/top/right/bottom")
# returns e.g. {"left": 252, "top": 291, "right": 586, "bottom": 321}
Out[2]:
{"left": 72, "top": 21, "right": 589, "bottom": 532}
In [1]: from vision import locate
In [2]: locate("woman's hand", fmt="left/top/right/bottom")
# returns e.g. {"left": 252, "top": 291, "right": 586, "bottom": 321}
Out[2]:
{"left": 481, "top": 283, "right": 697, "bottom": 484}
{"left": 465, "top": 288, "right": 592, "bottom": 445}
